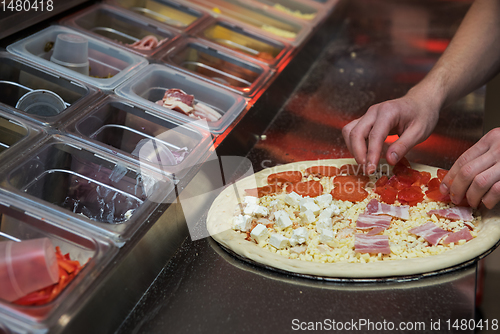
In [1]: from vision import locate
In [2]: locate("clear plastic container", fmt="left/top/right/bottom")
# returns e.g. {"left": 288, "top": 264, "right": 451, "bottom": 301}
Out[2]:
{"left": 7, "top": 26, "right": 148, "bottom": 91}
{"left": 0, "top": 52, "right": 101, "bottom": 127}
{"left": 115, "top": 64, "right": 248, "bottom": 133}
{"left": 192, "top": 18, "right": 292, "bottom": 68}
{"left": 0, "top": 135, "right": 174, "bottom": 245}
{"left": 186, "top": 0, "right": 311, "bottom": 45}
{"left": 0, "top": 108, "right": 45, "bottom": 172}
{"left": 61, "top": 4, "right": 181, "bottom": 58}
{"left": 0, "top": 111, "right": 32, "bottom": 160}
{"left": 50, "top": 33, "right": 90, "bottom": 75}
{"left": 63, "top": 95, "right": 213, "bottom": 179}
{"left": 105, "top": 0, "right": 209, "bottom": 32}
{"left": 157, "top": 39, "right": 272, "bottom": 97}
{"left": 0, "top": 194, "right": 117, "bottom": 333}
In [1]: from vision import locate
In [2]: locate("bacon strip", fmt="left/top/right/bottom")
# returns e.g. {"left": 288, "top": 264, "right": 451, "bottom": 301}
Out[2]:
{"left": 356, "top": 214, "right": 392, "bottom": 230}
{"left": 366, "top": 227, "right": 385, "bottom": 236}
{"left": 442, "top": 227, "right": 473, "bottom": 245}
{"left": 427, "top": 206, "right": 473, "bottom": 222}
{"left": 409, "top": 222, "right": 449, "bottom": 246}
{"left": 365, "top": 199, "right": 410, "bottom": 220}
{"left": 354, "top": 234, "right": 391, "bottom": 254}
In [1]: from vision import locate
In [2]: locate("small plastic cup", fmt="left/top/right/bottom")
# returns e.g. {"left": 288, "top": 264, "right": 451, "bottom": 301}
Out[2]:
{"left": 15, "top": 89, "right": 67, "bottom": 117}
{"left": 0, "top": 238, "right": 59, "bottom": 302}
{"left": 50, "top": 33, "right": 89, "bottom": 75}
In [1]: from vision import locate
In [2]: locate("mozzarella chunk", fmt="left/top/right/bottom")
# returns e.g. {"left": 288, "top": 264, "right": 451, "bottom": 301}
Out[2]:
{"left": 319, "top": 229, "right": 334, "bottom": 244}
{"left": 275, "top": 210, "right": 293, "bottom": 229}
{"left": 251, "top": 224, "right": 270, "bottom": 243}
{"left": 328, "top": 204, "right": 341, "bottom": 216}
{"left": 232, "top": 215, "right": 252, "bottom": 232}
{"left": 301, "top": 210, "right": 316, "bottom": 224}
{"left": 318, "top": 207, "right": 334, "bottom": 221}
{"left": 269, "top": 233, "right": 290, "bottom": 249}
{"left": 285, "top": 191, "right": 302, "bottom": 206}
{"left": 244, "top": 196, "right": 259, "bottom": 206}
{"left": 290, "top": 227, "right": 309, "bottom": 246}
{"left": 244, "top": 203, "right": 269, "bottom": 217}
{"left": 315, "top": 194, "right": 333, "bottom": 208}
{"left": 316, "top": 218, "right": 333, "bottom": 231}
{"left": 300, "top": 198, "right": 320, "bottom": 214}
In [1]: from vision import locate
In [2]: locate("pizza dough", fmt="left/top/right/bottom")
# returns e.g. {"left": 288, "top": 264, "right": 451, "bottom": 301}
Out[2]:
{"left": 206, "top": 159, "right": 500, "bottom": 278}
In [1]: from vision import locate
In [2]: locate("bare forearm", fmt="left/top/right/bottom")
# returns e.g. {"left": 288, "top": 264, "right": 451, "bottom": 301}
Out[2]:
{"left": 409, "top": 0, "right": 500, "bottom": 109}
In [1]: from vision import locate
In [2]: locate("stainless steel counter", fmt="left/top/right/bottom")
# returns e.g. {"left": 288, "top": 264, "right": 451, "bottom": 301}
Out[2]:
{"left": 114, "top": 0, "right": 491, "bottom": 333}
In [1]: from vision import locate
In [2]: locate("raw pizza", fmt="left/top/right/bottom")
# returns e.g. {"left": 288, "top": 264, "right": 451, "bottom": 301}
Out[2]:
{"left": 206, "top": 159, "right": 500, "bottom": 278}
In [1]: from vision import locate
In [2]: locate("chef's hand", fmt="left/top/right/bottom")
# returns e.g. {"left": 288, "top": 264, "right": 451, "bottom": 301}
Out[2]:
{"left": 342, "top": 91, "right": 440, "bottom": 174}
{"left": 440, "top": 128, "right": 500, "bottom": 209}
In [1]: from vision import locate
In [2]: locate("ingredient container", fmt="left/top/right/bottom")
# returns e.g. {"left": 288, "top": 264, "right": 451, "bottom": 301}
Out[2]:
{"left": 63, "top": 95, "right": 213, "bottom": 179}
{"left": 0, "top": 52, "right": 100, "bottom": 127}
{"left": 115, "top": 64, "right": 247, "bottom": 133}
{"left": 192, "top": 18, "right": 292, "bottom": 68}
{"left": 7, "top": 26, "right": 148, "bottom": 91}
{"left": 61, "top": 4, "right": 180, "bottom": 58}
{"left": 0, "top": 194, "right": 117, "bottom": 333}
{"left": 158, "top": 39, "right": 272, "bottom": 97}
{"left": 0, "top": 135, "right": 174, "bottom": 246}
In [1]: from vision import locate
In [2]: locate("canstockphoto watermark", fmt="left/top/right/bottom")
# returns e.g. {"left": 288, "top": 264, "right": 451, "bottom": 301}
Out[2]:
{"left": 291, "top": 319, "right": 428, "bottom": 331}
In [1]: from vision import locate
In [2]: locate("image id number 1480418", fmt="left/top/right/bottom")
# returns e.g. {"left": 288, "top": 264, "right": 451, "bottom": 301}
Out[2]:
{"left": 446, "top": 319, "right": 498, "bottom": 331}
{"left": 1, "top": 0, "right": 53, "bottom": 11}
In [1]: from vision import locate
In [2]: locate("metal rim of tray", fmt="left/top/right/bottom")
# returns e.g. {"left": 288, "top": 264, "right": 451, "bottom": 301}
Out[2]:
{"left": 212, "top": 237, "right": 500, "bottom": 283}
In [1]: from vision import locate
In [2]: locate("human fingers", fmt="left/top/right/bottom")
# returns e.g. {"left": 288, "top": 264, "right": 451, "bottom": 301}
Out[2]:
{"left": 342, "top": 118, "right": 360, "bottom": 158}
{"left": 385, "top": 122, "right": 427, "bottom": 166}
{"left": 480, "top": 178, "right": 500, "bottom": 209}
{"left": 344, "top": 105, "right": 380, "bottom": 166}
{"left": 440, "top": 132, "right": 492, "bottom": 197}
{"left": 462, "top": 163, "right": 500, "bottom": 208}
{"left": 364, "top": 109, "right": 401, "bottom": 174}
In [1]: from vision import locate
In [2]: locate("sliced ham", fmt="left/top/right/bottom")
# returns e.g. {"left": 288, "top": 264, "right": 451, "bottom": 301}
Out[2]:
{"left": 366, "top": 227, "right": 385, "bottom": 236}
{"left": 365, "top": 199, "right": 410, "bottom": 220}
{"left": 409, "top": 222, "right": 449, "bottom": 246}
{"left": 129, "top": 35, "right": 159, "bottom": 50}
{"left": 354, "top": 234, "right": 391, "bottom": 254}
{"left": 161, "top": 89, "right": 195, "bottom": 114}
{"left": 356, "top": 213, "right": 392, "bottom": 230}
{"left": 442, "top": 227, "right": 473, "bottom": 245}
{"left": 427, "top": 206, "right": 473, "bottom": 222}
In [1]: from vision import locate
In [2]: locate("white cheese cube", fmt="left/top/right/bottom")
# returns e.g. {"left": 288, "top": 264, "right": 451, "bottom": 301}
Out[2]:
{"left": 315, "top": 194, "right": 333, "bottom": 208}
{"left": 290, "top": 227, "right": 309, "bottom": 246}
{"left": 274, "top": 210, "right": 293, "bottom": 229}
{"left": 301, "top": 210, "right": 316, "bottom": 224}
{"left": 316, "top": 218, "right": 333, "bottom": 232}
{"left": 269, "top": 233, "right": 290, "bottom": 249}
{"left": 319, "top": 229, "right": 334, "bottom": 244}
{"left": 300, "top": 199, "right": 320, "bottom": 214}
{"left": 244, "top": 196, "right": 259, "bottom": 206}
{"left": 318, "top": 207, "right": 334, "bottom": 221}
{"left": 232, "top": 215, "right": 252, "bottom": 232}
{"left": 244, "top": 204, "right": 269, "bottom": 217}
{"left": 250, "top": 224, "right": 269, "bottom": 244}
{"left": 329, "top": 204, "right": 341, "bottom": 216}
{"left": 285, "top": 191, "right": 302, "bottom": 206}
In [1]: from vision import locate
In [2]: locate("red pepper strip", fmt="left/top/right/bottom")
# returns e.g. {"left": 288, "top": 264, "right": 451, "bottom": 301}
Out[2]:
{"left": 58, "top": 259, "right": 77, "bottom": 274}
